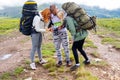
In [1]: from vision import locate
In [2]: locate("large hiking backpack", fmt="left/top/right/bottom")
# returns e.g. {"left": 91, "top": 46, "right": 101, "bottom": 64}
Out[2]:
{"left": 19, "top": 1, "right": 37, "bottom": 36}
{"left": 62, "top": 2, "right": 96, "bottom": 31}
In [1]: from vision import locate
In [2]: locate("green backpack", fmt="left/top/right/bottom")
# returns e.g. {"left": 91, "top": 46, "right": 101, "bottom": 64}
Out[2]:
{"left": 62, "top": 2, "right": 96, "bottom": 31}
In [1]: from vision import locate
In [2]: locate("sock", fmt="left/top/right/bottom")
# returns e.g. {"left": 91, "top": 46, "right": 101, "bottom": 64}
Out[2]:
{"left": 76, "top": 63, "right": 80, "bottom": 66}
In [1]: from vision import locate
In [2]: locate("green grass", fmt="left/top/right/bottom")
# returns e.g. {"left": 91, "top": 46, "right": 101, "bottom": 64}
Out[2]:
{"left": 42, "top": 43, "right": 56, "bottom": 56}
{"left": 13, "top": 67, "right": 24, "bottom": 76}
{"left": 25, "top": 59, "right": 30, "bottom": 64}
{"left": 90, "top": 51, "right": 100, "bottom": 58}
{"left": 0, "top": 72, "right": 11, "bottom": 80}
{"left": 0, "top": 66, "right": 24, "bottom": 80}
{"left": 0, "top": 18, "right": 19, "bottom": 35}
{"left": 97, "top": 18, "right": 120, "bottom": 36}
{"left": 90, "top": 60, "right": 108, "bottom": 67}
{"left": 42, "top": 58, "right": 56, "bottom": 69}
{"left": 84, "top": 38, "right": 97, "bottom": 48}
{"left": 3, "top": 18, "right": 120, "bottom": 79}
{"left": 75, "top": 68, "right": 98, "bottom": 80}
{"left": 112, "top": 42, "right": 120, "bottom": 49}
{"left": 48, "top": 72, "right": 57, "bottom": 76}
{"left": 101, "top": 37, "right": 119, "bottom": 44}
{"left": 41, "top": 50, "right": 99, "bottom": 79}
{"left": 70, "top": 56, "right": 99, "bottom": 80}
{"left": 97, "top": 18, "right": 120, "bottom": 32}
{"left": 97, "top": 18, "right": 120, "bottom": 49}
{"left": 101, "top": 37, "right": 120, "bottom": 49}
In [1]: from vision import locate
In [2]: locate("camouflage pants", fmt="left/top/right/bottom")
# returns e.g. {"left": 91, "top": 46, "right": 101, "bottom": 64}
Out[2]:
{"left": 53, "top": 31, "right": 70, "bottom": 61}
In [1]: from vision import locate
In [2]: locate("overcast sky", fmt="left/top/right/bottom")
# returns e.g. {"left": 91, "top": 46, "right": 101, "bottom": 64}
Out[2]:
{"left": 0, "top": 0, "right": 120, "bottom": 10}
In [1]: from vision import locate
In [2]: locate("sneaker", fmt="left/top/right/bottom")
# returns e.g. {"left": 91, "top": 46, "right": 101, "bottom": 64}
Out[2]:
{"left": 83, "top": 60, "right": 90, "bottom": 65}
{"left": 56, "top": 61, "right": 62, "bottom": 67}
{"left": 30, "top": 63, "right": 36, "bottom": 70}
{"left": 66, "top": 61, "right": 72, "bottom": 67}
{"left": 70, "top": 65, "right": 80, "bottom": 71}
{"left": 39, "top": 59, "right": 47, "bottom": 64}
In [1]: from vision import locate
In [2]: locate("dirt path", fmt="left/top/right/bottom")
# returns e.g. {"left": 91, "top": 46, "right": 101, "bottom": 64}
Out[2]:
{"left": 0, "top": 32, "right": 120, "bottom": 80}
{"left": 88, "top": 32, "right": 120, "bottom": 80}
{"left": 0, "top": 33, "right": 31, "bottom": 73}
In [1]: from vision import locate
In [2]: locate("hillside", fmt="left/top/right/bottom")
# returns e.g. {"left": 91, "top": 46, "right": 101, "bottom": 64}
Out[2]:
{"left": 0, "top": 3, "right": 120, "bottom": 18}
{"left": 0, "top": 18, "right": 120, "bottom": 80}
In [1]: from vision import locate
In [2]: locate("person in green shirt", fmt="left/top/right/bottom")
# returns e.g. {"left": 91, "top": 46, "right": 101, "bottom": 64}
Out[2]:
{"left": 64, "top": 16, "right": 90, "bottom": 71}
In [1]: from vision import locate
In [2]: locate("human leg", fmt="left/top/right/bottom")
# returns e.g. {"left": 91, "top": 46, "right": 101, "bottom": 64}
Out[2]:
{"left": 77, "top": 39, "right": 90, "bottom": 64}
{"left": 30, "top": 33, "right": 39, "bottom": 63}
{"left": 37, "top": 32, "right": 42, "bottom": 60}
{"left": 30, "top": 33, "right": 39, "bottom": 69}
{"left": 37, "top": 32, "right": 47, "bottom": 64}
{"left": 53, "top": 35, "right": 62, "bottom": 67}
{"left": 77, "top": 39, "right": 89, "bottom": 61}
{"left": 72, "top": 41, "right": 80, "bottom": 64}
{"left": 70, "top": 41, "right": 80, "bottom": 71}
{"left": 61, "top": 32, "right": 71, "bottom": 66}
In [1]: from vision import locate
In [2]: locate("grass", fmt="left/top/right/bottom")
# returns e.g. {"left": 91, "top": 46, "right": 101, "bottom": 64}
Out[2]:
{"left": 13, "top": 67, "right": 24, "bottom": 76}
{"left": 48, "top": 72, "right": 57, "bottom": 76}
{"left": 112, "top": 42, "right": 120, "bottom": 49}
{"left": 0, "top": 18, "right": 19, "bottom": 35}
{"left": 42, "top": 58, "right": 56, "bottom": 69}
{"left": 2, "top": 18, "right": 120, "bottom": 79}
{"left": 84, "top": 38, "right": 97, "bottom": 49}
{"left": 71, "top": 56, "right": 99, "bottom": 80}
{"left": 0, "top": 66, "right": 24, "bottom": 80}
{"left": 90, "top": 59, "right": 108, "bottom": 67}
{"left": 97, "top": 18, "right": 120, "bottom": 36}
{"left": 0, "top": 72, "right": 11, "bottom": 80}
{"left": 101, "top": 37, "right": 120, "bottom": 49}
{"left": 42, "top": 42, "right": 56, "bottom": 57}
{"left": 102, "top": 37, "right": 118, "bottom": 44}
{"left": 75, "top": 68, "right": 98, "bottom": 80}
{"left": 97, "top": 18, "right": 120, "bottom": 49}
{"left": 97, "top": 18, "right": 120, "bottom": 32}
{"left": 90, "top": 51, "right": 100, "bottom": 58}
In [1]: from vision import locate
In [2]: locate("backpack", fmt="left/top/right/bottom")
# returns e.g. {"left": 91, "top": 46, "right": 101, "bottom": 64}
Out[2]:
{"left": 19, "top": 15, "right": 34, "bottom": 35}
{"left": 62, "top": 2, "right": 97, "bottom": 31}
{"left": 19, "top": 1, "right": 37, "bottom": 36}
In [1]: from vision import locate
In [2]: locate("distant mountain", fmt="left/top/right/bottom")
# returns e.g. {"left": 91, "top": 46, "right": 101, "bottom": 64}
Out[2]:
{"left": 0, "top": 3, "right": 120, "bottom": 18}
{"left": 0, "top": 6, "right": 22, "bottom": 18}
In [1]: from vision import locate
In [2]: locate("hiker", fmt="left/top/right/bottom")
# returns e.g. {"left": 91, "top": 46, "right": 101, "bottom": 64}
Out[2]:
{"left": 62, "top": 2, "right": 91, "bottom": 71}
{"left": 48, "top": 4, "right": 71, "bottom": 67}
{"left": 64, "top": 15, "right": 90, "bottom": 71}
{"left": 21, "top": 0, "right": 47, "bottom": 70}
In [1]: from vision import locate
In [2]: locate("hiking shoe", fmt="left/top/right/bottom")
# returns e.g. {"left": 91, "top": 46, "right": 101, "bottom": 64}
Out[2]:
{"left": 66, "top": 61, "right": 72, "bottom": 67}
{"left": 30, "top": 63, "right": 36, "bottom": 70}
{"left": 39, "top": 59, "right": 47, "bottom": 64}
{"left": 70, "top": 65, "right": 80, "bottom": 71}
{"left": 83, "top": 60, "right": 90, "bottom": 65}
{"left": 56, "top": 61, "right": 62, "bottom": 67}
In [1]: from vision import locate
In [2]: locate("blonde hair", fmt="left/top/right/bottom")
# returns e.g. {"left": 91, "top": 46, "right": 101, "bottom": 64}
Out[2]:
{"left": 57, "top": 10, "right": 64, "bottom": 22}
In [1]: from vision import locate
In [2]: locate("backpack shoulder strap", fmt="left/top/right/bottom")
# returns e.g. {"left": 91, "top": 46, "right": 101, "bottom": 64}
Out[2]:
{"left": 19, "top": 16, "right": 24, "bottom": 32}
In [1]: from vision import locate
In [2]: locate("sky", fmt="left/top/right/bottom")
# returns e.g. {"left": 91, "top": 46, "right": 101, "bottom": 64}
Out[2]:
{"left": 0, "top": 0, "right": 120, "bottom": 10}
